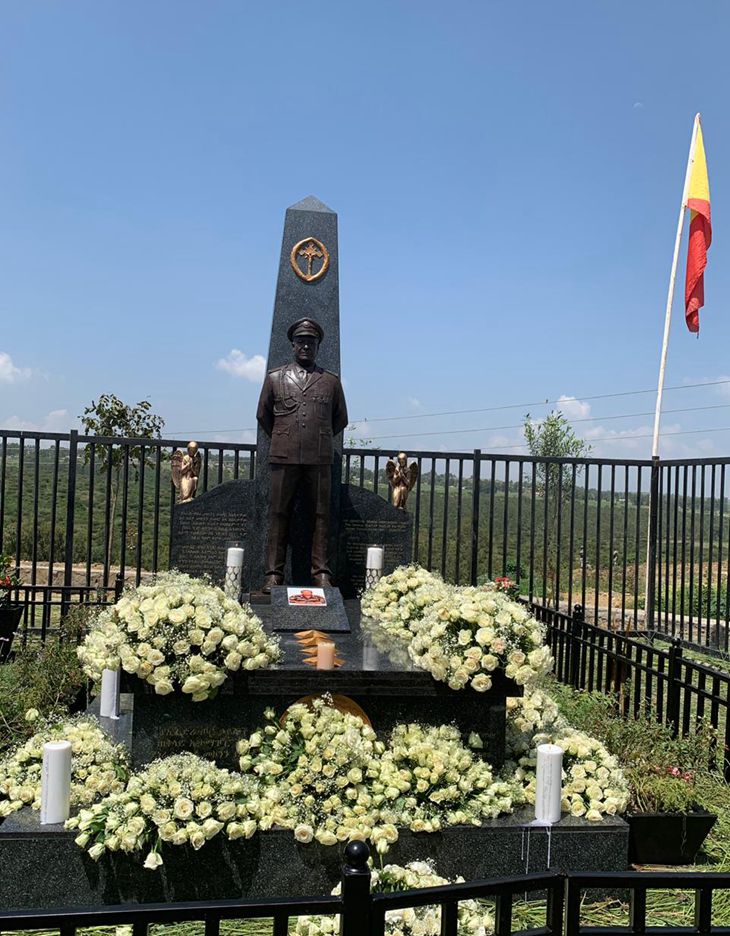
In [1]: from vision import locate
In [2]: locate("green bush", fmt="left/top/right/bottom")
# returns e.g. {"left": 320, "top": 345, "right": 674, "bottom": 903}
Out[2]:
{"left": 548, "top": 679, "right": 716, "bottom": 813}
{"left": 0, "top": 606, "right": 89, "bottom": 754}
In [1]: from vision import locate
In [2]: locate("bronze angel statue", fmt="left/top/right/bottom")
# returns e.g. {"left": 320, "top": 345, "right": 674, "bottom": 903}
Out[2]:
{"left": 386, "top": 452, "right": 419, "bottom": 510}
{"left": 171, "top": 441, "right": 201, "bottom": 503}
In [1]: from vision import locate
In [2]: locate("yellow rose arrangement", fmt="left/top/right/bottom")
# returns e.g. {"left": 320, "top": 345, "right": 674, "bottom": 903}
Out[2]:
{"left": 66, "top": 752, "right": 261, "bottom": 870}
{"left": 373, "top": 723, "right": 520, "bottom": 852}
{"left": 505, "top": 689, "right": 629, "bottom": 820}
{"left": 238, "top": 697, "right": 388, "bottom": 847}
{"left": 77, "top": 571, "right": 280, "bottom": 701}
{"left": 295, "top": 860, "right": 495, "bottom": 936}
{"left": 0, "top": 716, "right": 128, "bottom": 818}
{"left": 361, "top": 565, "right": 449, "bottom": 642}
{"left": 408, "top": 587, "right": 553, "bottom": 693}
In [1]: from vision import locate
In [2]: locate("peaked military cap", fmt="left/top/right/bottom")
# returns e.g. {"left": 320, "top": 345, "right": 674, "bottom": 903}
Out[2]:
{"left": 287, "top": 317, "right": 324, "bottom": 342}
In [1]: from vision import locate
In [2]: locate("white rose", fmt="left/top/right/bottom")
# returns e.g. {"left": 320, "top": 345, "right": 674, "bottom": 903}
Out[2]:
{"left": 143, "top": 851, "right": 164, "bottom": 870}
{"left": 294, "top": 824, "right": 314, "bottom": 843}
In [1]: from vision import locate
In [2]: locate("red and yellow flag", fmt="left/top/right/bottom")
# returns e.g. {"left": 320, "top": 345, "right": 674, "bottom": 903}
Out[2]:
{"left": 685, "top": 121, "right": 711, "bottom": 333}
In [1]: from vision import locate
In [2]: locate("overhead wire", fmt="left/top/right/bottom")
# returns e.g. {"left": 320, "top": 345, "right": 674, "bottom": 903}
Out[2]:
{"left": 359, "top": 402, "right": 730, "bottom": 442}
{"left": 166, "top": 378, "right": 730, "bottom": 438}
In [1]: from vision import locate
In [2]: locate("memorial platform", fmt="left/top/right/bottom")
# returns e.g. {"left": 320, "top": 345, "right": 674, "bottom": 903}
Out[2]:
{"left": 127, "top": 600, "right": 519, "bottom": 770}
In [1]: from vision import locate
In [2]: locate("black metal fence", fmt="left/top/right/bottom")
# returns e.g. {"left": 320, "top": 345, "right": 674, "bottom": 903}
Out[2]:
{"left": 1, "top": 841, "right": 729, "bottom": 936}
{"left": 535, "top": 602, "right": 730, "bottom": 779}
{"left": 6, "top": 429, "right": 730, "bottom": 649}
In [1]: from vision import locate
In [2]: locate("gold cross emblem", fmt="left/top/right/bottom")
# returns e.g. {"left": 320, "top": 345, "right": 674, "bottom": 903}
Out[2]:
{"left": 290, "top": 237, "right": 330, "bottom": 283}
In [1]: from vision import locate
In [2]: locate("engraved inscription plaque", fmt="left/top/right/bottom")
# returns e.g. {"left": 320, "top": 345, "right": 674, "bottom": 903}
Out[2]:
{"left": 337, "top": 484, "right": 412, "bottom": 597}
{"left": 170, "top": 480, "right": 254, "bottom": 585}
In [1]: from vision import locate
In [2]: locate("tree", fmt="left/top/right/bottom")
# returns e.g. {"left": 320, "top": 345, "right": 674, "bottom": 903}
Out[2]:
{"left": 80, "top": 395, "right": 165, "bottom": 568}
{"left": 523, "top": 410, "right": 591, "bottom": 467}
{"left": 523, "top": 411, "right": 591, "bottom": 606}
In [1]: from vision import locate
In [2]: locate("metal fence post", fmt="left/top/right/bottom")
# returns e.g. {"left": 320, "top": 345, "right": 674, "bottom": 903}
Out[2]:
{"left": 340, "top": 841, "right": 371, "bottom": 936}
{"left": 114, "top": 571, "right": 125, "bottom": 602}
{"left": 645, "top": 456, "right": 661, "bottom": 631}
{"left": 61, "top": 430, "right": 79, "bottom": 618}
{"left": 666, "top": 636, "right": 683, "bottom": 737}
{"left": 570, "top": 604, "right": 584, "bottom": 688}
{"left": 470, "top": 449, "right": 481, "bottom": 586}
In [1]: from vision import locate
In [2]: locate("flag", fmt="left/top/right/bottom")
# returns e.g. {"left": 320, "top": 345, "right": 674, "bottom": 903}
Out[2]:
{"left": 685, "top": 121, "right": 711, "bottom": 333}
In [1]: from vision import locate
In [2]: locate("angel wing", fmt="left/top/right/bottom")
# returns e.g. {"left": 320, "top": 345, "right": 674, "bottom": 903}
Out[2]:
{"left": 385, "top": 459, "right": 397, "bottom": 484}
{"left": 191, "top": 450, "right": 202, "bottom": 478}
{"left": 171, "top": 450, "right": 184, "bottom": 490}
{"left": 406, "top": 462, "right": 419, "bottom": 491}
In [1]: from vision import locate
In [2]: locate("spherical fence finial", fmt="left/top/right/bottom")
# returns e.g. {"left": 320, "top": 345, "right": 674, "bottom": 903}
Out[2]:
{"left": 344, "top": 839, "right": 370, "bottom": 870}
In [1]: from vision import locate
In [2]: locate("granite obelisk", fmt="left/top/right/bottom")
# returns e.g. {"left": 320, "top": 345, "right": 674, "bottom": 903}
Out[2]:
{"left": 250, "top": 196, "right": 343, "bottom": 591}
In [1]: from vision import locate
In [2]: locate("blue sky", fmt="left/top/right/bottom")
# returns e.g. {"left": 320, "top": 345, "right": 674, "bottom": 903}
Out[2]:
{"left": 3, "top": 1, "right": 730, "bottom": 458}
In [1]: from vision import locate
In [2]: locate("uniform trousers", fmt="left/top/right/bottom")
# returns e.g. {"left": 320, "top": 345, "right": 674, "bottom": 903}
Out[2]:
{"left": 265, "top": 464, "right": 332, "bottom": 577}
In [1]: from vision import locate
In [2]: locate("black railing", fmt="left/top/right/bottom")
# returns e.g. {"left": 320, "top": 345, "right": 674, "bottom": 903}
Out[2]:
{"left": 535, "top": 602, "right": 730, "bottom": 779}
{"left": 565, "top": 871, "right": 730, "bottom": 935}
{"left": 1, "top": 842, "right": 729, "bottom": 936}
{"left": 6, "top": 429, "right": 730, "bottom": 650}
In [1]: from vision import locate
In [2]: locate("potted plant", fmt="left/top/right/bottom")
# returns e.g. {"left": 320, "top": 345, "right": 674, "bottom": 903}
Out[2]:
{"left": 551, "top": 685, "right": 718, "bottom": 866}
{"left": 624, "top": 762, "right": 717, "bottom": 865}
{"left": 0, "top": 554, "right": 24, "bottom": 663}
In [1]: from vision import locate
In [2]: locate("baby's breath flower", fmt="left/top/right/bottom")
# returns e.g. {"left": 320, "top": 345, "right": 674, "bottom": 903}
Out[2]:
{"left": 77, "top": 571, "right": 280, "bottom": 701}
{"left": 0, "top": 716, "right": 128, "bottom": 819}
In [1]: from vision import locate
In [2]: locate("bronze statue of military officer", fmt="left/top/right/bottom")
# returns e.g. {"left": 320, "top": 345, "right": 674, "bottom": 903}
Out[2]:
{"left": 256, "top": 317, "right": 348, "bottom": 593}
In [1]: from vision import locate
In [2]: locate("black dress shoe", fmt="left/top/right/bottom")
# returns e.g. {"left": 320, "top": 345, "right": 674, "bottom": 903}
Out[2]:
{"left": 261, "top": 574, "right": 284, "bottom": 594}
{"left": 311, "top": 573, "right": 332, "bottom": 588}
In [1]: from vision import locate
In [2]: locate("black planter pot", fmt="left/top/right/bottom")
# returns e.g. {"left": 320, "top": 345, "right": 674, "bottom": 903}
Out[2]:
{"left": 627, "top": 809, "right": 717, "bottom": 864}
{"left": 0, "top": 604, "right": 24, "bottom": 663}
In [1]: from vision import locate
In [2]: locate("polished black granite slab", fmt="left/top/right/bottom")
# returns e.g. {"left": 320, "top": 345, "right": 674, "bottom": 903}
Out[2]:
{"left": 0, "top": 806, "right": 628, "bottom": 910}
{"left": 122, "top": 603, "right": 520, "bottom": 769}
{"left": 86, "top": 691, "right": 135, "bottom": 747}
{"left": 269, "top": 585, "right": 350, "bottom": 632}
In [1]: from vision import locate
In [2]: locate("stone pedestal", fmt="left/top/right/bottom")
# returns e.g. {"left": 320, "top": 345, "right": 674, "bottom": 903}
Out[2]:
{"left": 125, "top": 601, "right": 517, "bottom": 771}
{"left": 0, "top": 807, "right": 628, "bottom": 911}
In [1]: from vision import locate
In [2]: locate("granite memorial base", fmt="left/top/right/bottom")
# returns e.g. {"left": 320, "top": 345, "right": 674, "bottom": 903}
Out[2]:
{"left": 0, "top": 806, "right": 628, "bottom": 911}
{"left": 123, "top": 601, "right": 520, "bottom": 770}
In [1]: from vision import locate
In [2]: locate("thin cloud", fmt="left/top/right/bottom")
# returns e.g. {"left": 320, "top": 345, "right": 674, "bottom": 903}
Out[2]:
{"left": 2, "top": 409, "right": 71, "bottom": 432}
{"left": 346, "top": 420, "right": 373, "bottom": 443}
{"left": 0, "top": 351, "right": 32, "bottom": 384}
{"left": 216, "top": 349, "right": 266, "bottom": 383}
{"left": 556, "top": 394, "right": 591, "bottom": 420}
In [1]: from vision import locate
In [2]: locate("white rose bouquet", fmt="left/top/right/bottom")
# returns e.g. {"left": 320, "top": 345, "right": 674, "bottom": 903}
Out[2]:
{"left": 373, "top": 724, "right": 519, "bottom": 851}
{"left": 78, "top": 571, "right": 280, "bottom": 701}
{"left": 0, "top": 716, "right": 128, "bottom": 818}
{"left": 514, "top": 726, "right": 629, "bottom": 821}
{"left": 238, "top": 697, "right": 386, "bottom": 847}
{"left": 408, "top": 587, "right": 553, "bottom": 692}
{"left": 66, "top": 753, "right": 261, "bottom": 869}
{"left": 505, "top": 688, "right": 562, "bottom": 757}
{"left": 361, "top": 566, "right": 448, "bottom": 642}
{"left": 506, "top": 688, "right": 629, "bottom": 821}
{"left": 295, "top": 860, "right": 495, "bottom": 936}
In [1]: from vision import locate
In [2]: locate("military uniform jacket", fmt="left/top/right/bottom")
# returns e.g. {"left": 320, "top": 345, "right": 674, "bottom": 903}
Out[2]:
{"left": 256, "top": 363, "right": 348, "bottom": 465}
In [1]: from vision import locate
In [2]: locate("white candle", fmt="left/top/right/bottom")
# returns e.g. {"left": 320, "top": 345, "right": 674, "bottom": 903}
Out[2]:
{"left": 227, "top": 546, "right": 245, "bottom": 568}
{"left": 316, "top": 641, "right": 336, "bottom": 670}
{"left": 534, "top": 743, "right": 563, "bottom": 824}
{"left": 366, "top": 546, "right": 384, "bottom": 571}
{"left": 225, "top": 546, "right": 245, "bottom": 598}
{"left": 99, "top": 667, "right": 121, "bottom": 719}
{"left": 40, "top": 740, "right": 72, "bottom": 825}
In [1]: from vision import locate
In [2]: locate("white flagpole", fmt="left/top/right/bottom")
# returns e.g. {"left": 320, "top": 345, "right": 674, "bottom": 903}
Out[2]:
{"left": 643, "top": 114, "right": 701, "bottom": 630}
{"left": 651, "top": 113, "right": 701, "bottom": 458}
